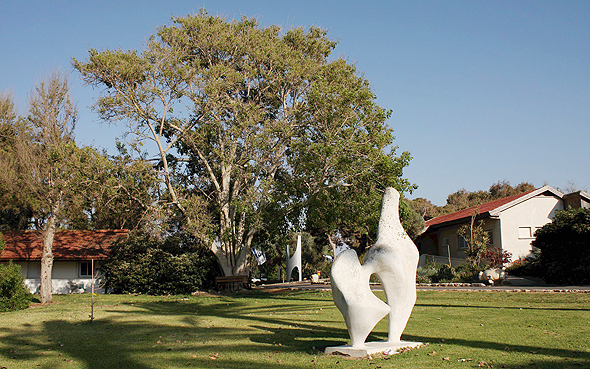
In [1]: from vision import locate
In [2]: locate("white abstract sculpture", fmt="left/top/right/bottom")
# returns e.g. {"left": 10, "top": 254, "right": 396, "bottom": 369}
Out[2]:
{"left": 286, "top": 234, "right": 302, "bottom": 282}
{"left": 326, "top": 188, "right": 421, "bottom": 357}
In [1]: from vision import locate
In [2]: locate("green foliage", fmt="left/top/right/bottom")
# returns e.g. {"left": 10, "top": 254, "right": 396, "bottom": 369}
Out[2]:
{"left": 533, "top": 208, "right": 590, "bottom": 284}
{"left": 102, "top": 232, "right": 221, "bottom": 295}
{"left": 442, "top": 180, "right": 535, "bottom": 214}
{"left": 250, "top": 231, "right": 332, "bottom": 282}
{"left": 399, "top": 198, "right": 426, "bottom": 240}
{"left": 407, "top": 197, "right": 439, "bottom": 221}
{"left": 0, "top": 261, "right": 32, "bottom": 312}
{"left": 414, "top": 181, "right": 536, "bottom": 218}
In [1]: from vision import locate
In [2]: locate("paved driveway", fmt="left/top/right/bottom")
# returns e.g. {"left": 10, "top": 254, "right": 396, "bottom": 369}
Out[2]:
{"left": 257, "top": 280, "right": 590, "bottom": 293}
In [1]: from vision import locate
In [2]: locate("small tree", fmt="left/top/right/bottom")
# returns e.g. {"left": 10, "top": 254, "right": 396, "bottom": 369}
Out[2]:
{"left": 458, "top": 209, "right": 489, "bottom": 270}
{"left": 0, "top": 262, "right": 32, "bottom": 312}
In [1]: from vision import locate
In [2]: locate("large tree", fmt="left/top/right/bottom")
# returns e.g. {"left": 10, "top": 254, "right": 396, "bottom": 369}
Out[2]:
{"left": 0, "top": 73, "right": 80, "bottom": 302}
{"left": 0, "top": 73, "right": 123, "bottom": 303}
{"left": 74, "top": 11, "right": 415, "bottom": 276}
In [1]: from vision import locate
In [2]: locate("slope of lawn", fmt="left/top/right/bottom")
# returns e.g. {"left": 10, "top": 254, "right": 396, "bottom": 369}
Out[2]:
{"left": 1, "top": 289, "right": 589, "bottom": 369}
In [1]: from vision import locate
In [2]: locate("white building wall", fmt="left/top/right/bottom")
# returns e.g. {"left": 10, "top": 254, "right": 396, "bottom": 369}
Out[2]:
{"left": 498, "top": 195, "right": 563, "bottom": 260}
{"left": 9, "top": 260, "right": 104, "bottom": 294}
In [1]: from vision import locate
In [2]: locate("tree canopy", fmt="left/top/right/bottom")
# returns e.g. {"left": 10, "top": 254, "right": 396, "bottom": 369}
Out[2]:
{"left": 74, "top": 10, "right": 415, "bottom": 276}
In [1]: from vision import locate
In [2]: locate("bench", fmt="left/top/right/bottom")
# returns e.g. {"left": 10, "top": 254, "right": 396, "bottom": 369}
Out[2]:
{"left": 215, "top": 275, "right": 251, "bottom": 291}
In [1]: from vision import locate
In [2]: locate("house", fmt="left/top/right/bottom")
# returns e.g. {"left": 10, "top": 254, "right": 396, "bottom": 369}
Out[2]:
{"left": 415, "top": 186, "right": 575, "bottom": 267}
{"left": 0, "top": 230, "right": 128, "bottom": 294}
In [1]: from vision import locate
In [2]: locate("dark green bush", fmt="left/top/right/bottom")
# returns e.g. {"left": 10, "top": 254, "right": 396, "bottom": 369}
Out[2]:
{"left": 102, "top": 232, "right": 221, "bottom": 295}
{"left": 505, "top": 249, "right": 543, "bottom": 278}
{"left": 0, "top": 262, "right": 32, "bottom": 312}
{"left": 533, "top": 208, "right": 590, "bottom": 285}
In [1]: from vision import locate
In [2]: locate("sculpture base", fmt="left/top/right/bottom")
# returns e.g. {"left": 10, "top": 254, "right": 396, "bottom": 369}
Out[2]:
{"left": 325, "top": 340, "right": 422, "bottom": 357}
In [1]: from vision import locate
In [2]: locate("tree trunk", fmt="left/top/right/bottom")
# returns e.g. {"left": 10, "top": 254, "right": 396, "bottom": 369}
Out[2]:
{"left": 212, "top": 238, "right": 249, "bottom": 277}
{"left": 327, "top": 234, "right": 337, "bottom": 256}
{"left": 40, "top": 210, "right": 58, "bottom": 304}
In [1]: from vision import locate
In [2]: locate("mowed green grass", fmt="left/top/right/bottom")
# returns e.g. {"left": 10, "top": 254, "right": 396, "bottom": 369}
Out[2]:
{"left": 1, "top": 289, "right": 589, "bottom": 369}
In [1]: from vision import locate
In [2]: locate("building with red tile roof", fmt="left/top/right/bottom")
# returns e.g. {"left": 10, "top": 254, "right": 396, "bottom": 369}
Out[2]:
{"left": 1, "top": 230, "right": 128, "bottom": 294}
{"left": 415, "top": 186, "right": 565, "bottom": 266}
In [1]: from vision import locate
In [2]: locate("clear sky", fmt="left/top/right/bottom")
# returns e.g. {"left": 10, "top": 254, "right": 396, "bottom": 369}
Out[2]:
{"left": 1, "top": 1, "right": 588, "bottom": 205}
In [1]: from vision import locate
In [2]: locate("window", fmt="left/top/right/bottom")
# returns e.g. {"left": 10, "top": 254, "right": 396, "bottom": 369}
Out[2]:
{"left": 27, "top": 263, "right": 41, "bottom": 278}
{"left": 458, "top": 235, "right": 468, "bottom": 249}
{"left": 485, "top": 230, "right": 494, "bottom": 246}
{"left": 518, "top": 227, "right": 532, "bottom": 239}
{"left": 80, "top": 261, "right": 93, "bottom": 277}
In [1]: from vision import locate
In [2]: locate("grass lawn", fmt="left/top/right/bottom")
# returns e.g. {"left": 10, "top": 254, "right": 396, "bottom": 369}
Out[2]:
{"left": 1, "top": 289, "right": 589, "bottom": 369}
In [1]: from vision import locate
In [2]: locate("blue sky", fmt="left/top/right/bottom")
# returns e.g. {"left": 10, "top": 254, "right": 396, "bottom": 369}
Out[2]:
{"left": 1, "top": 1, "right": 588, "bottom": 205}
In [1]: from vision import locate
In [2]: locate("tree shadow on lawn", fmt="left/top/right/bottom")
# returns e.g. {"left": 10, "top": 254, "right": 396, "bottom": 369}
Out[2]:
{"left": 415, "top": 302, "right": 590, "bottom": 312}
{"left": 1, "top": 317, "right": 340, "bottom": 369}
{"left": 2, "top": 291, "right": 588, "bottom": 369}
{"left": 403, "top": 334, "right": 590, "bottom": 368}
{"left": 0, "top": 292, "right": 343, "bottom": 369}
{"left": 109, "top": 293, "right": 590, "bottom": 364}
{"left": 111, "top": 295, "right": 352, "bottom": 351}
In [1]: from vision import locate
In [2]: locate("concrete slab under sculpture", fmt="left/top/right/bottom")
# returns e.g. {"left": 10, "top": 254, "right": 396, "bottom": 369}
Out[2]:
{"left": 325, "top": 341, "right": 423, "bottom": 357}
{"left": 286, "top": 234, "right": 302, "bottom": 282}
{"left": 326, "top": 188, "right": 422, "bottom": 357}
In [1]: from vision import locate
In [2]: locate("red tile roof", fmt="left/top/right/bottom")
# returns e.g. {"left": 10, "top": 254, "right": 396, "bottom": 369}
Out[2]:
{"left": 425, "top": 190, "right": 536, "bottom": 228}
{"left": 0, "top": 230, "right": 128, "bottom": 261}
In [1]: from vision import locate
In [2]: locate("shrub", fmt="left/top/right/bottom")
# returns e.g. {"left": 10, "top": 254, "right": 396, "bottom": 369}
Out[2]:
{"left": 416, "top": 263, "right": 438, "bottom": 283}
{"left": 453, "top": 263, "right": 479, "bottom": 282}
{"left": 533, "top": 208, "right": 590, "bottom": 284}
{"left": 416, "top": 262, "right": 476, "bottom": 283}
{"left": 102, "top": 232, "right": 221, "bottom": 295}
{"left": 431, "top": 264, "right": 455, "bottom": 283}
{"left": 482, "top": 248, "right": 512, "bottom": 268}
{"left": 0, "top": 261, "right": 32, "bottom": 312}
